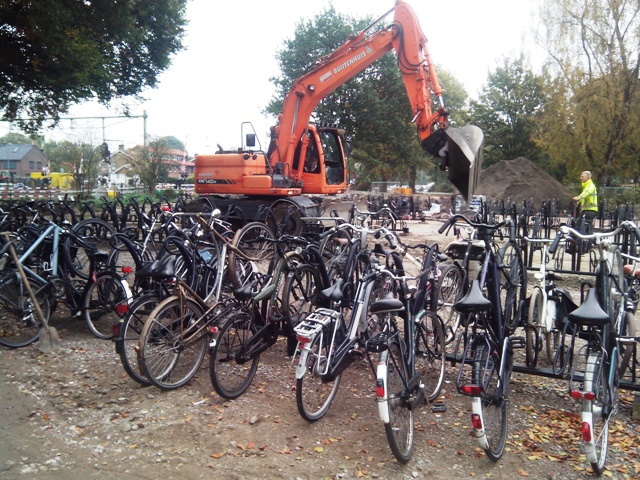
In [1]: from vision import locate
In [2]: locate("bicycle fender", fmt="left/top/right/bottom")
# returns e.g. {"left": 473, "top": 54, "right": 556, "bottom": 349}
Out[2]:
{"left": 376, "top": 360, "right": 389, "bottom": 424}
{"left": 295, "top": 348, "right": 309, "bottom": 379}
{"left": 120, "top": 278, "right": 133, "bottom": 304}
{"left": 471, "top": 397, "right": 490, "bottom": 449}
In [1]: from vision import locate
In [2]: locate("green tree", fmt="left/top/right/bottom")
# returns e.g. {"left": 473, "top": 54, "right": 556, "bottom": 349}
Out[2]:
{"left": 0, "top": 132, "right": 43, "bottom": 147}
{"left": 536, "top": 0, "right": 640, "bottom": 187}
{"left": 0, "top": 0, "right": 187, "bottom": 132}
{"left": 128, "top": 139, "right": 171, "bottom": 195}
{"left": 159, "top": 136, "right": 186, "bottom": 152}
{"left": 469, "top": 57, "right": 547, "bottom": 168}
{"left": 43, "top": 140, "right": 102, "bottom": 197}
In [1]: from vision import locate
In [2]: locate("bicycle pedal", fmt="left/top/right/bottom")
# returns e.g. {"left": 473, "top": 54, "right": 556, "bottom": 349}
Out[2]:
{"left": 431, "top": 400, "right": 447, "bottom": 413}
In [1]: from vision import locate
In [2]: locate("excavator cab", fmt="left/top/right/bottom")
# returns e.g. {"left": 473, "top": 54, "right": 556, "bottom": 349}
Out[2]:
{"left": 293, "top": 124, "right": 349, "bottom": 195}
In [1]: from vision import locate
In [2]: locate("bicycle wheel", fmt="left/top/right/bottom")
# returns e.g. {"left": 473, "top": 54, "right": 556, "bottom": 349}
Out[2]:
{"left": 382, "top": 338, "right": 414, "bottom": 463}
{"left": 499, "top": 242, "right": 526, "bottom": 332}
{"left": 605, "top": 246, "right": 624, "bottom": 321}
{"left": 435, "top": 263, "right": 463, "bottom": 342}
{"left": 84, "top": 272, "right": 129, "bottom": 339}
{"left": 137, "top": 297, "right": 207, "bottom": 390}
{"left": 114, "top": 294, "right": 159, "bottom": 387}
{"left": 296, "top": 332, "right": 342, "bottom": 422}
{"left": 0, "top": 272, "right": 50, "bottom": 348}
{"left": 619, "top": 311, "right": 637, "bottom": 377}
{"left": 318, "top": 228, "right": 352, "bottom": 280}
{"left": 228, "top": 222, "right": 276, "bottom": 288}
{"left": 525, "top": 288, "right": 543, "bottom": 367}
{"left": 361, "top": 269, "right": 398, "bottom": 339}
{"left": 209, "top": 312, "right": 260, "bottom": 399}
{"left": 473, "top": 342, "right": 509, "bottom": 461}
{"left": 415, "top": 310, "right": 445, "bottom": 403}
{"left": 582, "top": 352, "right": 609, "bottom": 475}
{"left": 553, "top": 244, "right": 565, "bottom": 271}
{"left": 64, "top": 218, "right": 116, "bottom": 279}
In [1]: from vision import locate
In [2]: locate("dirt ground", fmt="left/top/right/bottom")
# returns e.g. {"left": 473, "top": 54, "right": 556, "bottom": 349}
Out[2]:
{"left": 1, "top": 216, "right": 639, "bottom": 480}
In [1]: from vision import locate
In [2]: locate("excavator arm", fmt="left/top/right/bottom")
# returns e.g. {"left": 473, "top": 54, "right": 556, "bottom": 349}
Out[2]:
{"left": 269, "top": 0, "right": 481, "bottom": 199}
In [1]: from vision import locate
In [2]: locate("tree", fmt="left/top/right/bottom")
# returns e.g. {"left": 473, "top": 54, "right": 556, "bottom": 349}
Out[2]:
{"left": 160, "top": 136, "right": 186, "bottom": 152}
{"left": 128, "top": 139, "right": 172, "bottom": 195}
{"left": 43, "top": 140, "right": 102, "bottom": 197}
{"left": 535, "top": 0, "right": 640, "bottom": 187}
{"left": 266, "top": 7, "right": 467, "bottom": 191}
{"left": 469, "top": 57, "right": 548, "bottom": 167}
{"left": 0, "top": 0, "right": 187, "bottom": 132}
{"left": 0, "top": 132, "right": 43, "bottom": 147}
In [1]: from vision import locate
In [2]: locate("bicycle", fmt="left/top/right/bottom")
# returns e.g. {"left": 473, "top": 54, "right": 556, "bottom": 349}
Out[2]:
{"left": 369, "top": 250, "right": 446, "bottom": 463}
{"left": 549, "top": 220, "right": 640, "bottom": 474}
{"left": 442, "top": 214, "right": 526, "bottom": 461}
{"left": 523, "top": 236, "right": 579, "bottom": 368}
{"left": 0, "top": 223, "right": 131, "bottom": 346}
{"left": 112, "top": 212, "right": 235, "bottom": 386}
{"left": 134, "top": 214, "right": 244, "bottom": 390}
{"left": 209, "top": 233, "right": 330, "bottom": 398}
{"left": 292, "top": 225, "right": 435, "bottom": 426}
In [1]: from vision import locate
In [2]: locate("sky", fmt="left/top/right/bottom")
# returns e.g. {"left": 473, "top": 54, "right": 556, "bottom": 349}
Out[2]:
{"left": 1, "top": 0, "right": 541, "bottom": 156}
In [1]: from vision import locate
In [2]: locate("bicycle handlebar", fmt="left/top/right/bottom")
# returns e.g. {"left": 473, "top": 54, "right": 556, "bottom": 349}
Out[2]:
{"left": 557, "top": 220, "right": 640, "bottom": 243}
{"left": 319, "top": 222, "right": 398, "bottom": 248}
{"left": 438, "top": 214, "right": 509, "bottom": 235}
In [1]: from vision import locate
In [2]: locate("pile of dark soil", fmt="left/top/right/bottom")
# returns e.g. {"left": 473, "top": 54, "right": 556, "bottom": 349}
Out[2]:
{"left": 477, "top": 157, "right": 572, "bottom": 205}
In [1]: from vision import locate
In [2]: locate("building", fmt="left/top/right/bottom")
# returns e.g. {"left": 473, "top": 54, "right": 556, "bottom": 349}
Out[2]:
{"left": 0, "top": 144, "right": 50, "bottom": 182}
{"left": 110, "top": 144, "right": 194, "bottom": 182}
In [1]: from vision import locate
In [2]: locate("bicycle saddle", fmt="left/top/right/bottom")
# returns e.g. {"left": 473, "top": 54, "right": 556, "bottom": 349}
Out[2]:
{"left": 319, "top": 278, "right": 345, "bottom": 303}
{"left": 370, "top": 297, "right": 404, "bottom": 315}
{"left": 454, "top": 279, "right": 492, "bottom": 313}
{"left": 567, "top": 288, "right": 610, "bottom": 327}
{"left": 234, "top": 279, "right": 259, "bottom": 301}
{"left": 137, "top": 254, "right": 177, "bottom": 279}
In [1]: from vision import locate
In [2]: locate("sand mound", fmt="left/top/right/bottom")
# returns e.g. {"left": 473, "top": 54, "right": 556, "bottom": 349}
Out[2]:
{"left": 477, "top": 157, "right": 572, "bottom": 205}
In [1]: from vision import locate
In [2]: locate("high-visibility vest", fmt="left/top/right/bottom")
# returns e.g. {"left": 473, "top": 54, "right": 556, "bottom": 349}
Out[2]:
{"left": 578, "top": 178, "right": 598, "bottom": 212}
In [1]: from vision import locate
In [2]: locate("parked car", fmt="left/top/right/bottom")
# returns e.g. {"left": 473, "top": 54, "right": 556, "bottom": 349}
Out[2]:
{"left": 12, "top": 183, "right": 27, "bottom": 190}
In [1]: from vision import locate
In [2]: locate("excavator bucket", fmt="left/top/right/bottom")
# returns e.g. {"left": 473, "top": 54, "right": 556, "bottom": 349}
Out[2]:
{"left": 422, "top": 126, "right": 483, "bottom": 201}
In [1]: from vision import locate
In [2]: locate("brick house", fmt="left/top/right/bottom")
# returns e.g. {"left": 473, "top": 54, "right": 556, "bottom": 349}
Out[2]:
{"left": 0, "top": 144, "right": 50, "bottom": 182}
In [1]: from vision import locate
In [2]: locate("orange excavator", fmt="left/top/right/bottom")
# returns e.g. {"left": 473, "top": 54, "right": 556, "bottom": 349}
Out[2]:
{"left": 193, "top": 0, "right": 482, "bottom": 228}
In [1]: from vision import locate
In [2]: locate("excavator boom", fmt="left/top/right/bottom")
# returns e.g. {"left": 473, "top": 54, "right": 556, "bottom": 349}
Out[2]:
{"left": 194, "top": 0, "right": 481, "bottom": 214}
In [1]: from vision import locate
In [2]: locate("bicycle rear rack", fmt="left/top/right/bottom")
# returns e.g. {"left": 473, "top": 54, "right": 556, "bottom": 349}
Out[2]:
{"left": 293, "top": 308, "right": 340, "bottom": 341}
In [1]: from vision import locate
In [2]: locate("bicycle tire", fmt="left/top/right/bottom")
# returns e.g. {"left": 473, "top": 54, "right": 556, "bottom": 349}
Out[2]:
{"left": 499, "top": 241, "right": 526, "bottom": 332}
{"left": 415, "top": 310, "right": 446, "bottom": 403}
{"left": 546, "top": 327, "right": 560, "bottom": 367}
{"left": 209, "top": 312, "right": 260, "bottom": 399}
{"left": 64, "top": 218, "right": 116, "bottom": 279}
{"left": 525, "top": 287, "right": 543, "bottom": 367}
{"left": 361, "top": 269, "right": 399, "bottom": 339}
{"left": 295, "top": 332, "right": 342, "bottom": 422}
{"left": 553, "top": 244, "right": 565, "bottom": 271}
{"left": 382, "top": 338, "right": 414, "bottom": 464}
{"left": 228, "top": 222, "right": 276, "bottom": 288}
{"left": 582, "top": 351, "right": 609, "bottom": 474}
{"left": 619, "top": 311, "right": 637, "bottom": 377}
{"left": 435, "top": 263, "right": 464, "bottom": 343}
{"left": 84, "top": 272, "right": 129, "bottom": 339}
{"left": 137, "top": 296, "right": 207, "bottom": 390}
{"left": 0, "top": 272, "right": 51, "bottom": 348}
{"left": 318, "top": 228, "right": 352, "bottom": 281}
{"left": 473, "top": 342, "right": 508, "bottom": 461}
{"left": 605, "top": 246, "right": 624, "bottom": 322}
{"left": 115, "top": 294, "right": 160, "bottom": 387}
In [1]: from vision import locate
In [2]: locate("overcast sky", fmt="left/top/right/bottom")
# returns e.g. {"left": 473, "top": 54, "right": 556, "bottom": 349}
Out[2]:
{"left": 3, "top": 0, "right": 541, "bottom": 155}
